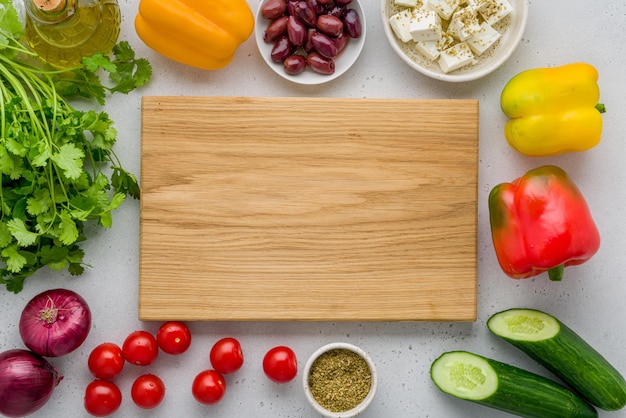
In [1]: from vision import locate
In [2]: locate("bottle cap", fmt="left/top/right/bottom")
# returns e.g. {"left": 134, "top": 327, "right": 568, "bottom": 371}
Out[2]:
{"left": 32, "top": 0, "right": 67, "bottom": 14}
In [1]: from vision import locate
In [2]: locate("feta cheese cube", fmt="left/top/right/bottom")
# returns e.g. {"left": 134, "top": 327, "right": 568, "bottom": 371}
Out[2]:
{"left": 394, "top": 0, "right": 418, "bottom": 7}
{"left": 413, "top": 0, "right": 431, "bottom": 13}
{"left": 428, "top": 0, "right": 460, "bottom": 20}
{"left": 467, "top": 22, "right": 501, "bottom": 55}
{"left": 415, "top": 40, "right": 442, "bottom": 61}
{"left": 448, "top": 6, "right": 481, "bottom": 41}
{"left": 476, "top": 0, "right": 513, "bottom": 26}
{"left": 438, "top": 42, "right": 475, "bottom": 73}
{"left": 415, "top": 32, "right": 455, "bottom": 61}
{"left": 389, "top": 10, "right": 413, "bottom": 43}
{"left": 409, "top": 11, "right": 442, "bottom": 42}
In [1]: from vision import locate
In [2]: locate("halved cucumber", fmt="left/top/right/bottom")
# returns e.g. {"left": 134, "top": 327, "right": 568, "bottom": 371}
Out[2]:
{"left": 488, "top": 308, "right": 626, "bottom": 411}
{"left": 431, "top": 351, "right": 597, "bottom": 418}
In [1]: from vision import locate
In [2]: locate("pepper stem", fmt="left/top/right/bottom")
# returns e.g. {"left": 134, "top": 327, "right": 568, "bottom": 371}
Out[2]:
{"left": 548, "top": 265, "right": 564, "bottom": 282}
{"left": 595, "top": 103, "right": 606, "bottom": 113}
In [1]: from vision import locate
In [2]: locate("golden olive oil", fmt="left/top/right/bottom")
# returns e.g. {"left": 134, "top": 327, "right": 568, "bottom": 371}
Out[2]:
{"left": 24, "top": 0, "right": 120, "bottom": 68}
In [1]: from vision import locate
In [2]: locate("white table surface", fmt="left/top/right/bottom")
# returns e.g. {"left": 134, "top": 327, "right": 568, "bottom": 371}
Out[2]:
{"left": 2, "top": 1, "right": 626, "bottom": 417}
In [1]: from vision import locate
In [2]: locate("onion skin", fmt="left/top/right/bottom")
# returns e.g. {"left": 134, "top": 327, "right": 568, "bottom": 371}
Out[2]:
{"left": 0, "top": 349, "right": 62, "bottom": 417}
{"left": 19, "top": 288, "right": 92, "bottom": 357}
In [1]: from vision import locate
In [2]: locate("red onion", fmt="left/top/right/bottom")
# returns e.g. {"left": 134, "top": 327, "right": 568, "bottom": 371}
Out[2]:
{"left": 0, "top": 349, "right": 62, "bottom": 417}
{"left": 19, "top": 288, "right": 91, "bottom": 357}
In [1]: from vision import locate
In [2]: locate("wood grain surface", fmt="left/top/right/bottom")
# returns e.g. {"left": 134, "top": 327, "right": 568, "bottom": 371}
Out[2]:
{"left": 139, "top": 96, "right": 478, "bottom": 321}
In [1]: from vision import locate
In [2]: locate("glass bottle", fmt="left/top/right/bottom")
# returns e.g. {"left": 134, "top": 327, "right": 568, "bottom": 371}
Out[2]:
{"left": 23, "top": 0, "right": 121, "bottom": 68}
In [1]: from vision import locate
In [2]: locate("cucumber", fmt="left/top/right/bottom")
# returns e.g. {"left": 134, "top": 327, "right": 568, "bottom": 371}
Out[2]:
{"left": 430, "top": 351, "right": 597, "bottom": 418}
{"left": 488, "top": 308, "right": 626, "bottom": 411}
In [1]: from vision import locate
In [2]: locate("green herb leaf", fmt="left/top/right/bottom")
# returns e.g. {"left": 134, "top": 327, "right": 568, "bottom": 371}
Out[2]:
{"left": 112, "top": 167, "right": 140, "bottom": 199}
{"left": 0, "top": 222, "right": 13, "bottom": 247}
{"left": 0, "top": 271, "right": 33, "bottom": 293}
{"left": 58, "top": 210, "right": 79, "bottom": 245}
{"left": 39, "top": 244, "right": 69, "bottom": 270}
{"left": 51, "top": 143, "right": 85, "bottom": 180}
{"left": 1, "top": 244, "right": 28, "bottom": 272}
{"left": 0, "top": 0, "right": 23, "bottom": 51}
{"left": 0, "top": 146, "right": 15, "bottom": 175}
{"left": 26, "top": 188, "right": 52, "bottom": 215}
{"left": 7, "top": 219, "right": 38, "bottom": 246}
{"left": 82, "top": 52, "right": 117, "bottom": 74}
{"left": 109, "top": 41, "right": 153, "bottom": 93}
{"left": 68, "top": 250, "right": 85, "bottom": 275}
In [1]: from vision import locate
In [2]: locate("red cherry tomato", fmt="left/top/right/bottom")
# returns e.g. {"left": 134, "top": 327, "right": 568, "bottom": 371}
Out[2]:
{"left": 122, "top": 330, "right": 159, "bottom": 366}
{"left": 263, "top": 346, "right": 298, "bottom": 383}
{"left": 88, "top": 342, "right": 125, "bottom": 379}
{"left": 157, "top": 321, "right": 192, "bottom": 355}
{"left": 210, "top": 337, "right": 244, "bottom": 374}
{"left": 191, "top": 369, "right": 226, "bottom": 405}
{"left": 131, "top": 373, "right": 166, "bottom": 409}
{"left": 84, "top": 379, "right": 122, "bottom": 417}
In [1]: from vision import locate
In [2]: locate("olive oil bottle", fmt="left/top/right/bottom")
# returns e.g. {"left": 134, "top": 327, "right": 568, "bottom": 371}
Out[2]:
{"left": 23, "top": 0, "right": 120, "bottom": 68}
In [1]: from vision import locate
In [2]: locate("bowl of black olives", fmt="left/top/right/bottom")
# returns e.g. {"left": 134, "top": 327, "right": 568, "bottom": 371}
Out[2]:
{"left": 255, "top": 0, "right": 366, "bottom": 85}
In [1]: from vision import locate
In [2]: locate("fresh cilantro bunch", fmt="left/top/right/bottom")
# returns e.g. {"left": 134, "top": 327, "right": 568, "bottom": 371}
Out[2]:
{"left": 0, "top": 0, "right": 152, "bottom": 292}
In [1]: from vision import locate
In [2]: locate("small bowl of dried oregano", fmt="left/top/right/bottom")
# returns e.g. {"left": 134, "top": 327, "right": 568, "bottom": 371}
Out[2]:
{"left": 303, "top": 342, "right": 378, "bottom": 417}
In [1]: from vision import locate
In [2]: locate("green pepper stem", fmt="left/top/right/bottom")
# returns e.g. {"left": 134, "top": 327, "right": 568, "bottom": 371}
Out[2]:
{"left": 548, "top": 265, "right": 564, "bottom": 282}
{"left": 595, "top": 103, "right": 606, "bottom": 113}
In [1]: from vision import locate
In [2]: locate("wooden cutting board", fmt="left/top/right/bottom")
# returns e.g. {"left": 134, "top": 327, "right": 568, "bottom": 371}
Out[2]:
{"left": 139, "top": 96, "right": 478, "bottom": 322}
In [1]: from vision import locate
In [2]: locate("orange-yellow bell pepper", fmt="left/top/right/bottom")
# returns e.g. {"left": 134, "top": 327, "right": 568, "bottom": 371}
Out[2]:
{"left": 500, "top": 63, "right": 605, "bottom": 157}
{"left": 135, "top": 0, "right": 254, "bottom": 70}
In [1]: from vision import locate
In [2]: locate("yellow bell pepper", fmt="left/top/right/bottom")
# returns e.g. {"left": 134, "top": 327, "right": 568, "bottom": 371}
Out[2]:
{"left": 500, "top": 63, "right": 606, "bottom": 157}
{"left": 134, "top": 0, "right": 254, "bottom": 70}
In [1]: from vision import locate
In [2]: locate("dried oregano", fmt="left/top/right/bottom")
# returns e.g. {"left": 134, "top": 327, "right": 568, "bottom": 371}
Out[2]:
{"left": 308, "top": 348, "right": 372, "bottom": 412}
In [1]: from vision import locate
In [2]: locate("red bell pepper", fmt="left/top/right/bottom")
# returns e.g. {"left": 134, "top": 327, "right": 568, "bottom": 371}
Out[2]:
{"left": 488, "top": 165, "right": 600, "bottom": 281}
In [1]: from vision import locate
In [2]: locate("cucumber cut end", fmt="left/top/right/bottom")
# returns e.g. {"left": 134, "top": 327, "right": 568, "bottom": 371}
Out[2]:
{"left": 488, "top": 308, "right": 560, "bottom": 342}
{"left": 431, "top": 351, "right": 498, "bottom": 401}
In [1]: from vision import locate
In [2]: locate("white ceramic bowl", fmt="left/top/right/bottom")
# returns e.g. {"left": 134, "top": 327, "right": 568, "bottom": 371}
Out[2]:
{"left": 255, "top": 0, "right": 366, "bottom": 85}
{"left": 303, "top": 342, "right": 378, "bottom": 417}
{"left": 381, "top": 0, "right": 529, "bottom": 82}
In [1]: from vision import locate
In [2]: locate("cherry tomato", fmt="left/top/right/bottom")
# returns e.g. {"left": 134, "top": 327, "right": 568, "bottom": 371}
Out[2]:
{"left": 263, "top": 346, "right": 298, "bottom": 383}
{"left": 191, "top": 369, "right": 226, "bottom": 405}
{"left": 210, "top": 337, "right": 244, "bottom": 374}
{"left": 131, "top": 373, "right": 166, "bottom": 409}
{"left": 122, "top": 330, "right": 159, "bottom": 366}
{"left": 84, "top": 379, "right": 122, "bottom": 417}
{"left": 88, "top": 342, "right": 125, "bottom": 379}
{"left": 157, "top": 321, "right": 192, "bottom": 355}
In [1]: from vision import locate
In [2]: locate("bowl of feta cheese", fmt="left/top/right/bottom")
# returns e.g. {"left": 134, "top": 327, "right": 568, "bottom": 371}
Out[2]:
{"left": 382, "top": 0, "right": 528, "bottom": 82}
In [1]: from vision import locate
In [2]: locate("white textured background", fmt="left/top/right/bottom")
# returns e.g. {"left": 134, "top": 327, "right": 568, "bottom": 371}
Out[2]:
{"left": 1, "top": 1, "right": 625, "bottom": 417}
